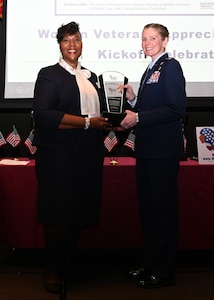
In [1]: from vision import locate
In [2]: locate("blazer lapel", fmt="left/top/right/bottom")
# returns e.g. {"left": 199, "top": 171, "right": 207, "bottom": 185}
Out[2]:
{"left": 138, "top": 67, "right": 153, "bottom": 96}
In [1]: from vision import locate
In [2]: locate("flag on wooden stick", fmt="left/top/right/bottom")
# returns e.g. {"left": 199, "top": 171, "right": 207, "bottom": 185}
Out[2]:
{"left": 24, "top": 130, "right": 37, "bottom": 155}
{"left": 104, "top": 130, "right": 118, "bottom": 152}
{"left": 124, "top": 131, "right": 135, "bottom": 151}
{"left": 6, "top": 125, "right": 21, "bottom": 147}
{"left": 0, "top": 131, "right": 6, "bottom": 147}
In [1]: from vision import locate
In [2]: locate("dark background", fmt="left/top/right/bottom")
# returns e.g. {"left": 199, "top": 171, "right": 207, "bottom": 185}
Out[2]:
{"left": 0, "top": 19, "right": 214, "bottom": 159}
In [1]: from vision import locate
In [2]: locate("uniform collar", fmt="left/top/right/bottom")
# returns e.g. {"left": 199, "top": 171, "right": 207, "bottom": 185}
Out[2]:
{"left": 149, "top": 52, "right": 168, "bottom": 69}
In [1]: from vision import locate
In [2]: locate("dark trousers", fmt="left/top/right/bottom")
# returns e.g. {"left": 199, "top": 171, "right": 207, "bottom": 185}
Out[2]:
{"left": 136, "top": 158, "right": 180, "bottom": 280}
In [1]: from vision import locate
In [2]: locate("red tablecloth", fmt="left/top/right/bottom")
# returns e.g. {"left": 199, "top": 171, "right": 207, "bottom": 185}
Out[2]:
{"left": 0, "top": 157, "right": 214, "bottom": 250}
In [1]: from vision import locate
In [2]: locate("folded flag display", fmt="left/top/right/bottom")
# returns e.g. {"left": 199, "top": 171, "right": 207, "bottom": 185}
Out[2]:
{"left": 104, "top": 130, "right": 118, "bottom": 152}
{"left": 124, "top": 131, "right": 135, "bottom": 151}
{"left": 6, "top": 125, "right": 21, "bottom": 147}
{"left": 0, "top": 131, "right": 6, "bottom": 147}
{"left": 24, "top": 130, "right": 37, "bottom": 155}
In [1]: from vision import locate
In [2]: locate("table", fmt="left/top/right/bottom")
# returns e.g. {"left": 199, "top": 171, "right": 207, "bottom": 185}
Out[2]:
{"left": 0, "top": 157, "right": 214, "bottom": 250}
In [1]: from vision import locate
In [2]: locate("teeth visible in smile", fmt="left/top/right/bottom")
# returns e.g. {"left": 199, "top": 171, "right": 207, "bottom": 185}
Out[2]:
{"left": 68, "top": 50, "right": 76, "bottom": 53}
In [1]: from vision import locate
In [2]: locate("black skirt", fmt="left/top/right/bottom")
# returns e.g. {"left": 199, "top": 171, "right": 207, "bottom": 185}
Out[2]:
{"left": 35, "top": 146, "right": 104, "bottom": 226}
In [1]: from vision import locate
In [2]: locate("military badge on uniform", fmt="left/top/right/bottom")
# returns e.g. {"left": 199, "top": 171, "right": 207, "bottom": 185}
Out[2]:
{"left": 147, "top": 71, "right": 160, "bottom": 84}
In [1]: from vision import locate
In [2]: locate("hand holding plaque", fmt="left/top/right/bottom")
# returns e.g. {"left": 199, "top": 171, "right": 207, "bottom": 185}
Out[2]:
{"left": 99, "top": 71, "right": 128, "bottom": 127}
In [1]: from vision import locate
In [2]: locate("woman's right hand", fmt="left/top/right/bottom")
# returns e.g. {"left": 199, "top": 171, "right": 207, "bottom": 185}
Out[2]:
{"left": 90, "top": 117, "right": 112, "bottom": 130}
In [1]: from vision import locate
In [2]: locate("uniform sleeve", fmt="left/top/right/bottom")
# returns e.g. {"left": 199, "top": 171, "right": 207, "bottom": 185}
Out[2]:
{"left": 138, "top": 59, "right": 186, "bottom": 128}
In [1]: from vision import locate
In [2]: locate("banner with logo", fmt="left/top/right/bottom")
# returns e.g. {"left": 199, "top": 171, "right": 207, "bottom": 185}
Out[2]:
{"left": 196, "top": 127, "right": 214, "bottom": 164}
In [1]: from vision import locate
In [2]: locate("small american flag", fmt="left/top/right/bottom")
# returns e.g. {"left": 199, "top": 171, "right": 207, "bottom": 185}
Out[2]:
{"left": 24, "top": 130, "right": 37, "bottom": 155}
{"left": 104, "top": 130, "right": 118, "bottom": 152}
{"left": 6, "top": 125, "right": 21, "bottom": 147}
{"left": 0, "top": 131, "right": 6, "bottom": 147}
{"left": 124, "top": 132, "right": 135, "bottom": 151}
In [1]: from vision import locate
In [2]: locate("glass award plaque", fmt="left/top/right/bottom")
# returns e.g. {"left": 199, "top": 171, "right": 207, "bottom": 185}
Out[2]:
{"left": 99, "top": 71, "right": 128, "bottom": 126}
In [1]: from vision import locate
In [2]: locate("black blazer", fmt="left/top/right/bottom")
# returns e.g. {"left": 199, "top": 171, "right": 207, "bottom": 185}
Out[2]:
{"left": 33, "top": 63, "right": 104, "bottom": 155}
{"left": 135, "top": 54, "right": 186, "bottom": 159}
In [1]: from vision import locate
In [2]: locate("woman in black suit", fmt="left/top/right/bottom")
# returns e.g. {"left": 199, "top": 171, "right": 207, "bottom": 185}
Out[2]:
{"left": 120, "top": 23, "right": 186, "bottom": 288}
{"left": 33, "top": 21, "right": 110, "bottom": 294}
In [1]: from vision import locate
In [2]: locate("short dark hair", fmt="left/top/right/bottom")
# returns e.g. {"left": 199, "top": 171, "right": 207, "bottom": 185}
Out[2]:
{"left": 56, "top": 21, "right": 81, "bottom": 43}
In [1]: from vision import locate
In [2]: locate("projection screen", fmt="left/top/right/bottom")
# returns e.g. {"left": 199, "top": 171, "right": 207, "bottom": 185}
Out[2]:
{"left": 3, "top": 0, "right": 214, "bottom": 99}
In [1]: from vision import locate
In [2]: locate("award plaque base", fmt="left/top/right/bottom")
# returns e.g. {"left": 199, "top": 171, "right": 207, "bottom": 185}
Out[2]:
{"left": 103, "top": 111, "right": 126, "bottom": 127}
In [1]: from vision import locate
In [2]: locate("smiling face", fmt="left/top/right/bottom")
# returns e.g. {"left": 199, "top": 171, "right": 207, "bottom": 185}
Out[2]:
{"left": 142, "top": 27, "right": 168, "bottom": 61}
{"left": 60, "top": 32, "right": 82, "bottom": 68}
